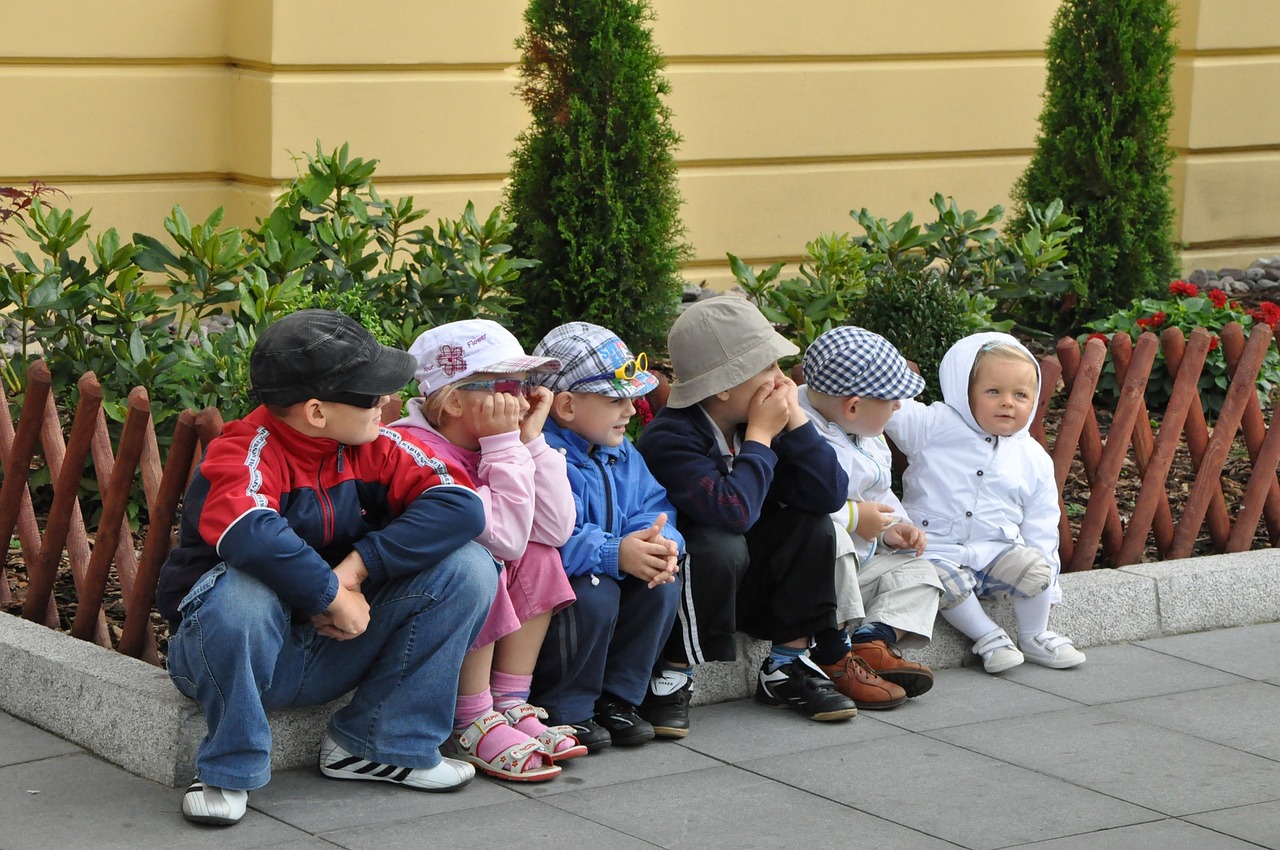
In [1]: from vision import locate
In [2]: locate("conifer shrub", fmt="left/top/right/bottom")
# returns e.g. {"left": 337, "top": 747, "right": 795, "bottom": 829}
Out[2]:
{"left": 506, "top": 0, "right": 690, "bottom": 354}
{"left": 1010, "top": 0, "right": 1179, "bottom": 323}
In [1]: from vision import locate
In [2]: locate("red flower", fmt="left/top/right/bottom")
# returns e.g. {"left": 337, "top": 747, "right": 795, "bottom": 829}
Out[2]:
{"left": 1208, "top": 289, "right": 1227, "bottom": 308}
{"left": 634, "top": 395, "right": 654, "bottom": 427}
{"left": 1169, "top": 280, "right": 1199, "bottom": 297}
{"left": 1256, "top": 302, "right": 1280, "bottom": 329}
{"left": 1136, "top": 317, "right": 1152, "bottom": 329}
{"left": 1087, "top": 332, "right": 1108, "bottom": 344}
{"left": 1208, "top": 335, "right": 1220, "bottom": 351}
{"left": 1136, "top": 311, "right": 1165, "bottom": 330}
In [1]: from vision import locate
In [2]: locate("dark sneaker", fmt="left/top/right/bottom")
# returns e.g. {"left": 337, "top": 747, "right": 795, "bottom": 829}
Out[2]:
{"left": 638, "top": 669, "right": 692, "bottom": 739}
{"left": 593, "top": 695, "right": 656, "bottom": 746}
{"left": 755, "top": 655, "right": 858, "bottom": 722}
{"left": 553, "top": 717, "right": 613, "bottom": 754}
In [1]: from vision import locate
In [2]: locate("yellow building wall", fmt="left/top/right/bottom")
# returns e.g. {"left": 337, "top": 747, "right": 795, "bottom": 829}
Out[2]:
{"left": 1, "top": 1, "right": 1276, "bottom": 292}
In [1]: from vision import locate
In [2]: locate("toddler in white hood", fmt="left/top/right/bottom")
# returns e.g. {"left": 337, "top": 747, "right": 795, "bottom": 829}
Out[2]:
{"left": 883, "top": 332, "right": 1085, "bottom": 672}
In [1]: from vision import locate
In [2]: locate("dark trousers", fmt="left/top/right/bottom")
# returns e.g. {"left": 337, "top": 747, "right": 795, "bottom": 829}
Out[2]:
{"left": 663, "top": 505, "right": 839, "bottom": 665}
{"left": 531, "top": 570, "right": 681, "bottom": 723}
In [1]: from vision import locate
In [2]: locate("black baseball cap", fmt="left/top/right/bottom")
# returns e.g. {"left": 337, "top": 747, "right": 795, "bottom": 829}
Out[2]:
{"left": 249, "top": 309, "right": 416, "bottom": 407}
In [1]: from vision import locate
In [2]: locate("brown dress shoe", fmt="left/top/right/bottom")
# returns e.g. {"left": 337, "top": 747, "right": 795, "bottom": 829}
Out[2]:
{"left": 818, "top": 652, "right": 906, "bottom": 710}
{"left": 851, "top": 640, "right": 935, "bottom": 698}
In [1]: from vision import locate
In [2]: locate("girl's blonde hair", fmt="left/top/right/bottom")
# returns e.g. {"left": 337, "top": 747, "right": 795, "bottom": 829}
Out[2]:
{"left": 970, "top": 342, "right": 1038, "bottom": 387}
{"left": 420, "top": 384, "right": 459, "bottom": 428}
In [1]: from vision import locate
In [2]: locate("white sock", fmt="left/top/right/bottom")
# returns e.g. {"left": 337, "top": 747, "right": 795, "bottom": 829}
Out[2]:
{"left": 940, "top": 594, "right": 1000, "bottom": 641}
{"left": 1013, "top": 592, "right": 1053, "bottom": 641}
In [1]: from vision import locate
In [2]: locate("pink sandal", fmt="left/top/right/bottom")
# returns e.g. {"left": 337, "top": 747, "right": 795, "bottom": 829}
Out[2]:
{"left": 441, "top": 711, "right": 561, "bottom": 782}
{"left": 502, "top": 702, "right": 589, "bottom": 763}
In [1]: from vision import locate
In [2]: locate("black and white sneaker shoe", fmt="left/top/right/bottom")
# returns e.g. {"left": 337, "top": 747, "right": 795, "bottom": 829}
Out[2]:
{"left": 755, "top": 655, "right": 858, "bottom": 722}
{"left": 319, "top": 733, "right": 474, "bottom": 791}
{"left": 552, "top": 716, "right": 613, "bottom": 753}
{"left": 181, "top": 778, "right": 247, "bottom": 826}
{"left": 638, "top": 669, "right": 692, "bottom": 738}
{"left": 593, "top": 694, "right": 656, "bottom": 746}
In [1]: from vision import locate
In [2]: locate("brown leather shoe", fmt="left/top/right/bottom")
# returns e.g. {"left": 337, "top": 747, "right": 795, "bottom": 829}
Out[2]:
{"left": 818, "top": 651, "right": 906, "bottom": 710}
{"left": 851, "top": 640, "right": 934, "bottom": 698}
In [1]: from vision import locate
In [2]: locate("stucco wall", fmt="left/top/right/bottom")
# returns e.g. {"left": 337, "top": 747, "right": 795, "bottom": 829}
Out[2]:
{"left": 1, "top": 1, "right": 1276, "bottom": 290}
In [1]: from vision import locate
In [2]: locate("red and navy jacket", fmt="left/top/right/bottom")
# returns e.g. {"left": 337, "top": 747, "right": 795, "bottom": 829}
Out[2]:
{"left": 156, "top": 405, "right": 485, "bottom": 624}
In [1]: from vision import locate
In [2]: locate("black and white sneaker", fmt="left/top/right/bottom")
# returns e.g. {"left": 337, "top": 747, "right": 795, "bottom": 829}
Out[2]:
{"left": 638, "top": 669, "right": 692, "bottom": 738}
{"left": 593, "top": 694, "right": 656, "bottom": 746}
{"left": 755, "top": 655, "right": 858, "bottom": 722}
{"left": 181, "top": 778, "right": 247, "bottom": 826}
{"left": 319, "top": 733, "right": 474, "bottom": 791}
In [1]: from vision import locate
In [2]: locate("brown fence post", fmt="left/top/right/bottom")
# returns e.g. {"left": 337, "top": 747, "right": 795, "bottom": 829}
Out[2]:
{"left": 1221, "top": 322, "right": 1280, "bottom": 544}
{"left": 1115, "top": 328, "right": 1212, "bottom": 565}
{"left": 1170, "top": 324, "right": 1271, "bottom": 558}
{"left": 1109, "top": 332, "right": 1176, "bottom": 557}
{"left": 0, "top": 373, "right": 46, "bottom": 606}
{"left": 70, "top": 388, "right": 151, "bottom": 642}
{"left": 1162, "top": 330, "right": 1232, "bottom": 545}
{"left": 0, "top": 362, "right": 53, "bottom": 587}
{"left": 21, "top": 374, "right": 102, "bottom": 625}
{"left": 120, "top": 408, "right": 199, "bottom": 659}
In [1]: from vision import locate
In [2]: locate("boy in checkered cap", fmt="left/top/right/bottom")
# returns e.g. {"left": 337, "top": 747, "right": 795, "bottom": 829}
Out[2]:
{"left": 526, "top": 322, "right": 684, "bottom": 752}
{"left": 638, "top": 297, "right": 904, "bottom": 736}
{"left": 798, "top": 326, "right": 943, "bottom": 700}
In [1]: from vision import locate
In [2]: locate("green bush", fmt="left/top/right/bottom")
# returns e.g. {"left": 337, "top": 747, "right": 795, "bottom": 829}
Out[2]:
{"left": 1, "top": 145, "right": 536, "bottom": 519}
{"left": 845, "top": 257, "right": 978, "bottom": 402}
{"left": 1010, "top": 0, "right": 1179, "bottom": 323}
{"left": 506, "top": 0, "right": 690, "bottom": 354}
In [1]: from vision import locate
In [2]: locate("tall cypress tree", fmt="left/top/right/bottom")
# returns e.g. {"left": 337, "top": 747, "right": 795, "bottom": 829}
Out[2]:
{"left": 1011, "top": 0, "right": 1179, "bottom": 320}
{"left": 506, "top": 0, "right": 689, "bottom": 355}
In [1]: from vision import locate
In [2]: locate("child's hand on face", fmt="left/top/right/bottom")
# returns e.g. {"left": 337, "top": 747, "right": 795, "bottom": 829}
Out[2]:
{"left": 854, "top": 500, "right": 899, "bottom": 541}
{"left": 618, "top": 512, "right": 681, "bottom": 589}
{"left": 774, "top": 374, "right": 808, "bottom": 430}
{"left": 470, "top": 391, "right": 528, "bottom": 439}
{"left": 745, "top": 380, "right": 791, "bottom": 442}
{"left": 883, "top": 522, "right": 927, "bottom": 556}
{"left": 520, "top": 386, "right": 554, "bottom": 444}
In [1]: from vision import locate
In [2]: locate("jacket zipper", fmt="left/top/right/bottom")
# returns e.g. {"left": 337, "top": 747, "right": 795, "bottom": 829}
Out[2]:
{"left": 590, "top": 452, "right": 616, "bottom": 536}
{"left": 317, "top": 449, "right": 340, "bottom": 545}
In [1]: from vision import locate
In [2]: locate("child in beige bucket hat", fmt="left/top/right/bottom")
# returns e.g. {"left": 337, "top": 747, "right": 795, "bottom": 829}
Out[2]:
{"left": 635, "top": 297, "right": 905, "bottom": 736}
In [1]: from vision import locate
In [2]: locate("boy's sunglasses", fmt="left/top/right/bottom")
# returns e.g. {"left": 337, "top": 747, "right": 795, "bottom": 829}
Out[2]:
{"left": 316, "top": 391, "right": 385, "bottom": 409}
{"left": 568, "top": 352, "right": 648, "bottom": 390}
{"left": 455, "top": 378, "right": 534, "bottom": 395}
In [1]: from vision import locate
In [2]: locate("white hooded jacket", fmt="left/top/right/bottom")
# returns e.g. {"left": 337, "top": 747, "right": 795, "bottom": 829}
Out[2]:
{"left": 882, "top": 332, "right": 1062, "bottom": 591}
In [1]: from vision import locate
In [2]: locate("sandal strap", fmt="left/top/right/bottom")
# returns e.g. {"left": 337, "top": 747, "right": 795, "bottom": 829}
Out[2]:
{"left": 452, "top": 711, "right": 549, "bottom": 775}
{"left": 501, "top": 702, "right": 548, "bottom": 726}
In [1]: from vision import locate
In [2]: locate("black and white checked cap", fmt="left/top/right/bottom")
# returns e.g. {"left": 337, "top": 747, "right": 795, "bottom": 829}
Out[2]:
{"left": 802, "top": 326, "right": 924, "bottom": 400}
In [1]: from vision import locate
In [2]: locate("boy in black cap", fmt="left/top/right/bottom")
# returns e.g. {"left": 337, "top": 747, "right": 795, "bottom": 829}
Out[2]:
{"left": 158, "top": 309, "right": 499, "bottom": 826}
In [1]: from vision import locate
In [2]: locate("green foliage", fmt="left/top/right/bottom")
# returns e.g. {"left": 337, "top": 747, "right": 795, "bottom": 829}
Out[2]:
{"left": 852, "top": 193, "right": 1081, "bottom": 337}
{"left": 0, "top": 146, "right": 535, "bottom": 520}
{"left": 506, "top": 0, "right": 690, "bottom": 354}
{"left": 845, "top": 257, "right": 981, "bottom": 402}
{"left": 730, "top": 232, "right": 868, "bottom": 366}
{"left": 1010, "top": 0, "right": 1179, "bottom": 322}
{"left": 1084, "top": 281, "right": 1280, "bottom": 417}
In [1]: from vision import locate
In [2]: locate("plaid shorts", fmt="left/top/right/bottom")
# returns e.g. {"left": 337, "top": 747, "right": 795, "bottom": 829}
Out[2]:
{"left": 933, "top": 545, "right": 1053, "bottom": 610}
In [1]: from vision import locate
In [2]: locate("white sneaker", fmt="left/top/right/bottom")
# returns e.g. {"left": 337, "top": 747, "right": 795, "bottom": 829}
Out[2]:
{"left": 181, "top": 778, "right": 247, "bottom": 826}
{"left": 1020, "top": 631, "right": 1086, "bottom": 669}
{"left": 972, "top": 628, "right": 1024, "bottom": 673}
{"left": 319, "top": 733, "right": 475, "bottom": 791}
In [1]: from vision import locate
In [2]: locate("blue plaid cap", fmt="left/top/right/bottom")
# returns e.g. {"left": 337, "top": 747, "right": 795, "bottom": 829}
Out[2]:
{"left": 802, "top": 326, "right": 924, "bottom": 400}
{"left": 531, "top": 322, "right": 658, "bottom": 399}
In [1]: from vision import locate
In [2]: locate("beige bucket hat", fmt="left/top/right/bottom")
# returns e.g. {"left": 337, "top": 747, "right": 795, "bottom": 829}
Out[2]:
{"left": 665, "top": 296, "right": 799, "bottom": 408}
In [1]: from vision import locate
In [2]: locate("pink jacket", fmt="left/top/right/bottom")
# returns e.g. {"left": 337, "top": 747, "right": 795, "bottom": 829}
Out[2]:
{"left": 391, "top": 399, "right": 575, "bottom": 562}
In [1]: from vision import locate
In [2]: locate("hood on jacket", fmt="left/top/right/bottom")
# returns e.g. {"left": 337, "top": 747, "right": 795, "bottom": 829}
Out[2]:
{"left": 938, "top": 332, "right": 1041, "bottom": 437}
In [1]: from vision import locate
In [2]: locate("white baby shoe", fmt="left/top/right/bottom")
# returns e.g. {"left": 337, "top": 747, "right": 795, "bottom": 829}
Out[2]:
{"left": 1020, "top": 631, "right": 1086, "bottom": 669}
{"left": 972, "top": 627, "right": 1024, "bottom": 673}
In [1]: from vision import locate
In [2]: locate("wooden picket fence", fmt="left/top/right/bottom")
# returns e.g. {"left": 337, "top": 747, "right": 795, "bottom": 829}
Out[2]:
{"left": 2, "top": 320, "right": 1278, "bottom": 665}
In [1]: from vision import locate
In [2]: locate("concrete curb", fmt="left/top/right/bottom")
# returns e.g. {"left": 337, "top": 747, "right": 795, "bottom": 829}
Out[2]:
{"left": 3, "top": 549, "right": 1278, "bottom": 787}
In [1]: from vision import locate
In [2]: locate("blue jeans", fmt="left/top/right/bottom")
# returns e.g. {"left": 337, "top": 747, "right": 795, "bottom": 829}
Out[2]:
{"left": 166, "top": 541, "right": 499, "bottom": 791}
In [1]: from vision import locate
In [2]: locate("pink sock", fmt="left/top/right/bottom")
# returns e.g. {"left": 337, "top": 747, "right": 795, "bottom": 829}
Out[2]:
{"left": 453, "top": 689, "right": 547, "bottom": 767}
{"left": 492, "top": 671, "right": 577, "bottom": 756}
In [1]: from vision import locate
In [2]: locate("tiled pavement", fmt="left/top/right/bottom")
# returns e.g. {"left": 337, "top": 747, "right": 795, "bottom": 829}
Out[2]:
{"left": 3, "top": 623, "right": 1279, "bottom": 849}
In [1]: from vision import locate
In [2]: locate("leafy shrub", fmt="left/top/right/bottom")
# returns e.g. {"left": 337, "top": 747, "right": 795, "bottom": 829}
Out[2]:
{"left": 0, "top": 145, "right": 537, "bottom": 519}
{"left": 506, "top": 0, "right": 690, "bottom": 354}
{"left": 845, "top": 257, "right": 978, "bottom": 402}
{"left": 1084, "top": 280, "right": 1280, "bottom": 416}
{"left": 1011, "top": 0, "right": 1179, "bottom": 323}
{"left": 730, "top": 232, "right": 868, "bottom": 366}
